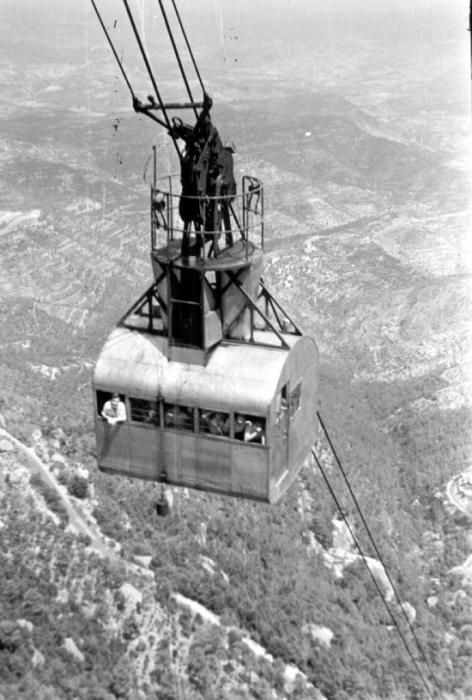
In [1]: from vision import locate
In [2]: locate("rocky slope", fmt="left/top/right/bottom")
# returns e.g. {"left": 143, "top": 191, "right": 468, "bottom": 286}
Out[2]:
{"left": 1, "top": 2, "right": 471, "bottom": 698}
{"left": 1, "top": 423, "right": 325, "bottom": 699}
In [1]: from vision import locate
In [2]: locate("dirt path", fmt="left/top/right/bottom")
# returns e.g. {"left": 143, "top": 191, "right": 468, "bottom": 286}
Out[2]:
{"left": 0, "top": 427, "right": 322, "bottom": 695}
{"left": 0, "top": 427, "right": 118, "bottom": 561}
{"left": 265, "top": 214, "right": 382, "bottom": 252}
{"left": 446, "top": 470, "right": 472, "bottom": 518}
{"left": 446, "top": 469, "right": 472, "bottom": 581}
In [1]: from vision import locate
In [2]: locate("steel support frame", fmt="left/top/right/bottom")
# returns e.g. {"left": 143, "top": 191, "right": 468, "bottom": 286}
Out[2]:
{"left": 223, "top": 271, "right": 301, "bottom": 350}
{"left": 118, "top": 273, "right": 167, "bottom": 335}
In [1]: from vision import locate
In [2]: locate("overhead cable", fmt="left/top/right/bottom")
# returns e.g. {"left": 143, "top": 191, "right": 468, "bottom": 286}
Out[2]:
{"left": 311, "top": 447, "right": 436, "bottom": 700}
{"left": 156, "top": 0, "right": 198, "bottom": 118}
{"left": 317, "top": 411, "right": 447, "bottom": 699}
{"left": 90, "top": 0, "right": 136, "bottom": 100}
{"left": 121, "top": 0, "right": 181, "bottom": 156}
{"left": 170, "top": 0, "right": 206, "bottom": 94}
{"left": 91, "top": 0, "right": 169, "bottom": 131}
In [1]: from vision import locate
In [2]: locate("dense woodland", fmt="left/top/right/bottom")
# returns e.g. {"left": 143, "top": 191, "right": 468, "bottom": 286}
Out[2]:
{"left": 1, "top": 299, "right": 472, "bottom": 699}
{"left": 0, "top": 4, "right": 470, "bottom": 695}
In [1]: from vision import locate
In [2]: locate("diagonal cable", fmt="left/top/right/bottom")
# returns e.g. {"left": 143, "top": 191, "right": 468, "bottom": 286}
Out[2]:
{"left": 317, "top": 411, "right": 446, "bottom": 700}
{"left": 121, "top": 0, "right": 181, "bottom": 157}
{"left": 311, "top": 448, "right": 436, "bottom": 700}
{"left": 170, "top": 0, "right": 206, "bottom": 95}
{"left": 91, "top": 0, "right": 168, "bottom": 130}
{"left": 91, "top": 0, "right": 136, "bottom": 99}
{"left": 156, "top": 0, "right": 198, "bottom": 118}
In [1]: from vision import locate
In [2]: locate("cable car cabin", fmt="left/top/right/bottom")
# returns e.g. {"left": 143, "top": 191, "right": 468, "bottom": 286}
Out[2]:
{"left": 93, "top": 170, "right": 319, "bottom": 504}
{"left": 94, "top": 327, "right": 317, "bottom": 503}
{"left": 90, "top": 0, "right": 319, "bottom": 504}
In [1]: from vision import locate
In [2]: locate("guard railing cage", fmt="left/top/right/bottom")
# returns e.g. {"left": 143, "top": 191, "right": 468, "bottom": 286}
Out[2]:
{"left": 150, "top": 174, "right": 264, "bottom": 260}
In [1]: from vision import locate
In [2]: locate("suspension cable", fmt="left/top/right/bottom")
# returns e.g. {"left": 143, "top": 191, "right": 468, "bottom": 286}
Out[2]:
{"left": 156, "top": 0, "right": 198, "bottom": 119}
{"left": 311, "top": 448, "right": 436, "bottom": 700}
{"left": 121, "top": 0, "right": 181, "bottom": 158}
{"left": 91, "top": 0, "right": 169, "bottom": 131}
{"left": 170, "top": 0, "right": 206, "bottom": 95}
{"left": 90, "top": 0, "right": 136, "bottom": 100}
{"left": 316, "top": 411, "right": 446, "bottom": 700}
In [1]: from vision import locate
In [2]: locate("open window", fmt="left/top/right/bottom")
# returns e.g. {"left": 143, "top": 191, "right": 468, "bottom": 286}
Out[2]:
{"left": 234, "top": 413, "right": 266, "bottom": 446}
{"left": 164, "top": 403, "right": 195, "bottom": 431}
{"left": 130, "top": 398, "right": 160, "bottom": 426}
{"left": 96, "top": 391, "right": 127, "bottom": 423}
{"left": 96, "top": 390, "right": 112, "bottom": 416}
{"left": 275, "top": 383, "right": 289, "bottom": 429}
{"left": 289, "top": 382, "right": 302, "bottom": 419}
{"left": 199, "top": 410, "right": 230, "bottom": 438}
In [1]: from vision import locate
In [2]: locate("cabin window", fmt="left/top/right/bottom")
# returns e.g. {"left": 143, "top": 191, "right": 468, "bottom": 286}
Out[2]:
{"left": 199, "top": 410, "right": 230, "bottom": 438}
{"left": 164, "top": 403, "right": 194, "bottom": 431}
{"left": 234, "top": 413, "right": 266, "bottom": 445}
{"left": 278, "top": 385, "right": 289, "bottom": 414}
{"left": 96, "top": 390, "right": 112, "bottom": 416}
{"left": 289, "top": 383, "right": 302, "bottom": 419}
{"left": 130, "top": 398, "right": 160, "bottom": 426}
{"left": 96, "top": 391, "right": 127, "bottom": 423}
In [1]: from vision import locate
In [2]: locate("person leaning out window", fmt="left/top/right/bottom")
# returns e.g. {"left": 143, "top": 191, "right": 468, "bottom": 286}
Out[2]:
{"left": 101, "top": 393, "right": 127, "bottom": 425}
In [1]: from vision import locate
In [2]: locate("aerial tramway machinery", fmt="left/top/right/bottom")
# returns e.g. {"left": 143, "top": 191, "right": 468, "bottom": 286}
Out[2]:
{"left": 91, "top": 0, "right": 319, "bottom": 505}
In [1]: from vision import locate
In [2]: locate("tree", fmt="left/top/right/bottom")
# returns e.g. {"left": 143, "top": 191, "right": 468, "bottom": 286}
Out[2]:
{"left": 68, "top": 474, "right": 88, "bottom": 499}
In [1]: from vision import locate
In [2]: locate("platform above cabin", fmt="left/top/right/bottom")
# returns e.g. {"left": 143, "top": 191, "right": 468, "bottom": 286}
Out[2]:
{"left": 150, "top": 173, "right": 264, "bottom": 265}
{"left": 152, "top": 238, "right": 263, "bottom": 272}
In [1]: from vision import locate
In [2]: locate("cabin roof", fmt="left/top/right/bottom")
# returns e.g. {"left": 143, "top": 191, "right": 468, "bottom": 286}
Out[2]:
{"left": 93, "top": 327, "right": 298, "bottom": 414}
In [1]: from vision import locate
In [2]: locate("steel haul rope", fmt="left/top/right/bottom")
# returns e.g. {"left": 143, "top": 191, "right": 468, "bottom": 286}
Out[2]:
{"left": 170, "top": 0, "right": 206, "bottom": 94}
{"left": 156, "top": 0, "right": 198, "bottom": 119}
{"left": 121, "top": 0, "right": 181, "bottom": 157}
{"left": 90, "top": 0, "right": 137, "bottom": 101}
{"left": 314, "top": 412, "right": 447, "bottom": 700}
{"left": 310, "top": 447, "right": 435, "bottom": 699}
{"left": 92, "top": 0, "right": 209, "bottom": 158}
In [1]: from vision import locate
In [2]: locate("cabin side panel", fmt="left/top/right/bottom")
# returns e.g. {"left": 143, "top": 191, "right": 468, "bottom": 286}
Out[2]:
{"left": 161, "top": 431, "right": 185, "bottom": 483}
{"left": 231, "top": 443, "right": 269, "bottom": 499}
{"left": 287, "top": 338, "right": 318, "bottom": 480}
{"left": 268, "top": 386, "right": 290, "bottom": 486}
{"left": 128, "top": 425, "right": 161, "bottom": 480}
{"left": 268, "top": 336, "right": 319, "bottom": 503}
{"left": 155, "top": 432, "right": 267, "bottom": 500}
{"left": 195, "top": 437, "right": 232, "bottom": 491}
{"left": 96, "top": 419, "right": 130, "bottom": 472}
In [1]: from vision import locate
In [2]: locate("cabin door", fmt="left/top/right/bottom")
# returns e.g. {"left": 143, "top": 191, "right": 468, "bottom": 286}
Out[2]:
{"left": 274, "top": 383, "right": 290, "bottom": 480}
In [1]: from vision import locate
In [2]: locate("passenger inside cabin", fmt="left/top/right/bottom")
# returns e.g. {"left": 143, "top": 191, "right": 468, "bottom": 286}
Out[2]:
{"left": 201, "top": 411, "right": 229, "bottom": 436}
{"left": 234, "top": 414, "right": 246, "bottom": 441}
{"left": 145, "top": 403, "right": 159, "bottom": 425}
{"left": 165, "top": 405, "right": 193, "bottom": 430}
{"left": 233, "top": 413, "right": 266, "bottom": 444}
{"left": 101, "top": 393, "right": 127, "bottom": 425}
{"left": 209, "top": 412, "right": 229, "bottom": 436}
{"left": 244, "top": 419, "right": 266, "bottom": 445}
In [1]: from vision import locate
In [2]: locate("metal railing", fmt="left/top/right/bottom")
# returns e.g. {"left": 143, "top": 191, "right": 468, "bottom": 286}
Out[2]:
{"left": 150, "top": 174, "right": 264, "bottom": 261}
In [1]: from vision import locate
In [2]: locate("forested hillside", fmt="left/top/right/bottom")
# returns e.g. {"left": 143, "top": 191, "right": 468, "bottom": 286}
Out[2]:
{"left": 1, "top": 345, "right": 472, "bottom": 698}
{"left": 1, "top": 0, "right": 471, "bottom": 698}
